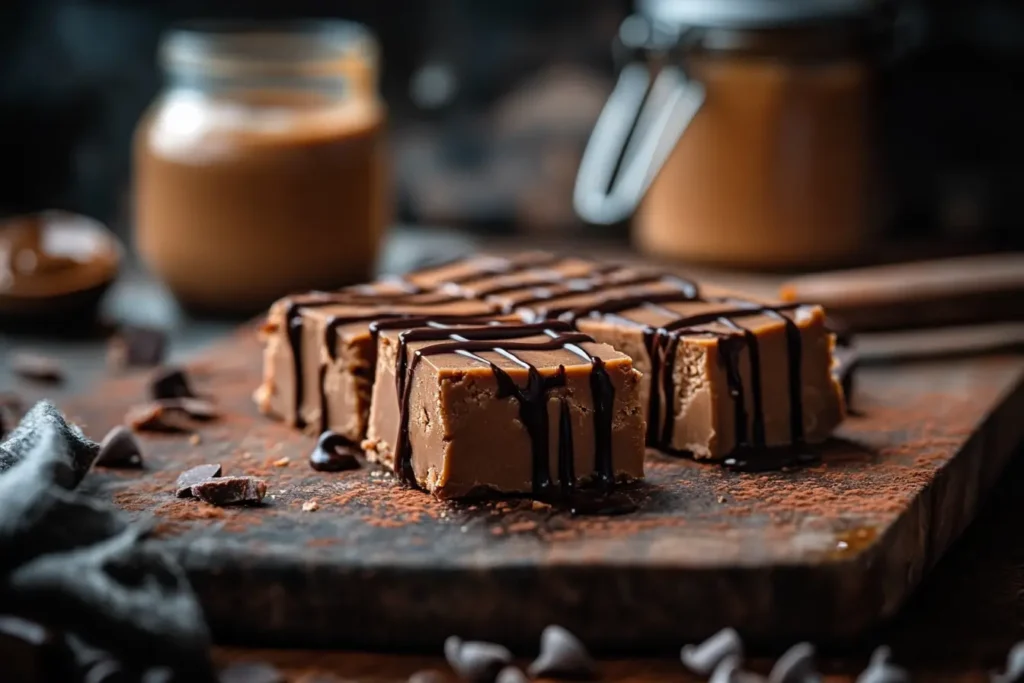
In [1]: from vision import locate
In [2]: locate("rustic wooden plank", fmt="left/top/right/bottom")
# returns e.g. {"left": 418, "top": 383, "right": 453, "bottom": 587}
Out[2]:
{"left": 67, "top": 328, "right": 1024, "bottom": 652}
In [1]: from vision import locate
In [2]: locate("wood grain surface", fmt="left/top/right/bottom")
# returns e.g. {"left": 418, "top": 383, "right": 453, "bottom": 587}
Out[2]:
{"left": 64, "top": 327, "right": 1024, "bottom": 652}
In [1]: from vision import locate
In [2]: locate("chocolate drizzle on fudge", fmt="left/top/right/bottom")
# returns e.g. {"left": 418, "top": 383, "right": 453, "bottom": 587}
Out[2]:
{"left": 553, "top": 289, "right": 807, "bottom": 453}
{"left": 371, "top": 320, "right": 617, "bottom": 496}
{"left": 262, "top": 252, "right": 843, "bottom": 494}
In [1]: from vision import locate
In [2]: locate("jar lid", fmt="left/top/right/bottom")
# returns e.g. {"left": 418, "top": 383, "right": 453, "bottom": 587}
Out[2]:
{"left": 638, "top": 0, "right": 876, "bottom": 30}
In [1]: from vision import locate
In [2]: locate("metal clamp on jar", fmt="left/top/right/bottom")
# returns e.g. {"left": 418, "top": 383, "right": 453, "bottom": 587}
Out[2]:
{"left": 576, "top": 0, "right": 889, "bottom": 269}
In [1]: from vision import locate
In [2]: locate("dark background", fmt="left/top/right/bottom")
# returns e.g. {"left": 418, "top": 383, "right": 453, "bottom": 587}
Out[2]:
{"left": 0, "top": 0, "right": 1022, "bottom": 247}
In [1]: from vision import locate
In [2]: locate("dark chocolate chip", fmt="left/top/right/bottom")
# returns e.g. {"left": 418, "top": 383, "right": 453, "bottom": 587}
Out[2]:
{"left": 310, "top": 431, "right": 361, "bottom": 472}
{"left": 175, "top": 464, "right": 222, "bottom": 498}
{"left": 191, "top": 476, "right": 266, "bottom": 506}
{"left": 410, "top": 669, "right": 450, "bottom": 683}
{"left": 768, "top": 642, "right": 818, "bottom": 683}
{"left": 528, "top": 625, "right": 596, "bottom": 679}
{"left": 96, "top": 426, "right": 144, "bottom": 469}
{"left": 495, "top": 667, "right": 529, "bottom": 683}
{"left": 855, "top": 647, "right": 908, "bottom": 683}
{"left": 445, "top": 636, "right": 463, "bottom": 669}
{"left": 11, "top": 352, "right": 64, "bottom": 383}
{"left": 681, "top": 628, "right": 744, "bottom": 676}
{"left": 151, "top": 366, "right": 197, "bottom": 400}
{"left": 219, "top": 661, "right": 285, "bottom": 683}
{"left": 108, "top": 325, "right": 168, "bottom": 369}
{"left": 445, "top": 636, "right": 512, "bottom": 683}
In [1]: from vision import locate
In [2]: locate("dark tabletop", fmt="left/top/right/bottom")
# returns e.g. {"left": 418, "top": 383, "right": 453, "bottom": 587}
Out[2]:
{"left": 3, "top": 229, "right": 1023, "bottom": 681}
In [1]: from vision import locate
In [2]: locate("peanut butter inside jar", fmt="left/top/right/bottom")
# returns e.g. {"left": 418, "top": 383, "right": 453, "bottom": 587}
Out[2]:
{"left": 576, "top": 0, "right": 881, "bottom": 269}
{"left": 134, "top": 22, "right": 388, "bottom": 313}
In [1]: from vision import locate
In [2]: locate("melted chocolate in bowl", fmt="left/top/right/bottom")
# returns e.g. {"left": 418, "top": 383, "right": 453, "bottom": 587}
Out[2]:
{"left": 0, "top": 212, "right": 121, "bottom": 322}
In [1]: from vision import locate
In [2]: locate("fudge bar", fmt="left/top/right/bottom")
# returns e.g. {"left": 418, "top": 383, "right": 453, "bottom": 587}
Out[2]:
{"left": 254, "top": 253, "right": 590, "bottom": 442}
{"left": 364, "top": 321, "right": 645, "bottom": 498}
{"left": 255, "top": 290, "right": 498, "bottom": 442}
{"left": 493, "top": 275, "right": 845, "bottom": 459}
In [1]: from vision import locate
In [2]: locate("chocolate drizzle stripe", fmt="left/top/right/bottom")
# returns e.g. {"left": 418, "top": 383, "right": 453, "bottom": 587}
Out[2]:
{"left": 505, "top": 271, "right": 681, "bottom": 312}
{"left": 390, "top": 322, "right": 615, "bottom": 496}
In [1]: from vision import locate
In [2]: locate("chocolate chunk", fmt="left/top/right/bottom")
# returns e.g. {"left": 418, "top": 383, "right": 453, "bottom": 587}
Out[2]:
{"left": 219, "top": 661, "right": 285, "bottom": 683}
{"left": 191, "top": 476, "right": 266, "bottom": 506}
{"left": 855, "top": 647, "right": 908, "bottom": 683}
{"left": 681, "top": 628, "right": 744, "bottom": 676}
{"left": 444, "top": 636, "right": 512, "bottom": 683}
{"left": 151, "top": 366, "right": 197, "bottom": 400}
{"left": 126, "top": 398, "right": 218, "bottom": 433}
{"left": 410, "top": 669, "right": 450, "bottom": 683}
{"left": 11, "top": 352, "right": 64, "bottom": 383}
{"left": 126, "top": 402, "right": 192, "bottom": 433}
{"left": 169, "top": 398, "right": 219, "bottom": 421}
{"left": 175, "top": 464, "right": 222, "bottom": 498}
{"left": 495, "top": 668, "right": 529, "bottom": 683}
{"left": 108, "top": 325, "right": 168, "bottom": 369}
{"left": 310, "top": 431, "right": 361, "bottom": 472}
{"left": 95, "top": 426, "right": 144, "bottom": 469}
{"left": 528, "top": 625, "right": 596, "bottom": 679}
{"left": 768, "top": 642, "right": 818, "bottom": 683}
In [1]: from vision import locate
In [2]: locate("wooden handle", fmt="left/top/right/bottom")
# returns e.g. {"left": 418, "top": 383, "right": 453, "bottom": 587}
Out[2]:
{"left": 779, "top": 253, "right": 1024, "bottom": 332}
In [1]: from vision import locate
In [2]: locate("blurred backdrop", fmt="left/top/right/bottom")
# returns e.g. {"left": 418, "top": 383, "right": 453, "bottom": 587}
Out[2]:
{"left": 0, "top": 0, "right": 1022, "bottom": 248}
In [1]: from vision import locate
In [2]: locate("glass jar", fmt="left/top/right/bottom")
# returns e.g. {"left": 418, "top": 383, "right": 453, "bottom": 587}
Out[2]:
{"left": 575, "top": 0, "right": 885, "bottom": 269}
{"left": 134, "top": 21, "right": 388, "bottom": 313}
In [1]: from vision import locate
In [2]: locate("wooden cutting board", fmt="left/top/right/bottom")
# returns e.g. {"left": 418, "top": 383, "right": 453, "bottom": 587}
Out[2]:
{"left": 69, "top": 327, "right": 1024, "bottom": 652}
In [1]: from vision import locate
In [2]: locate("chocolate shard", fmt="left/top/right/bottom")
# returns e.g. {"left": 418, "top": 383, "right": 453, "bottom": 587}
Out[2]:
{"left": 11, "top": 351, "right": 65, "bottom": 383}
{"left": 409, "top": 670, "right": 449, "bottom": 683}
{"left": 169, "top": 398, "right": 219, "bottom": 421}
{"left": 528, "top": 625, "right": 596, "bottom": 679}
{"left": 681, "top": 628, "right": 744, "bottom": 676}
{"left": 444, "top": 636, "right": 512, "bottom": 683}
{"left": 126, "top": 397, "right": 218, "bottom": 433}
{"left": 151, "top": 366, "right": 198, "bottom": 400}
{"left": 219, "top": 661, "right": 286, "bottom": 683}
{"left": 126, "top": 402, "right": 193, "bottom": 433}
{"left": 0, "top": 400, "right": 99, "bottom": 488}
{"left": 191, "top": 476, "right": 266, "bottom": 506}
{"left": 108, "top": 325, "right": 168, "bottom": 369}
{"left": 768, "top": 642, "right": 818, "bottom": 683}
{"left": 855, "top": 647, "right": 908, "bottom": 683}
{"left": 175, "top": 464, "right": 222, "bottom": 498}
{"left": 309, "top": 431, "right": 361, "bottom": 472}
{"left": 495, "top": 667, "right": 529, "bottom": 683}
{"left": 95, "top": 426, "right": 144, "bottom": 469}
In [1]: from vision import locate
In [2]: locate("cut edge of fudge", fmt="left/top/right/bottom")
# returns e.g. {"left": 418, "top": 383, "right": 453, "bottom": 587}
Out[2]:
{"left": 364, "top": 321, "right": 646, "bottom": 499}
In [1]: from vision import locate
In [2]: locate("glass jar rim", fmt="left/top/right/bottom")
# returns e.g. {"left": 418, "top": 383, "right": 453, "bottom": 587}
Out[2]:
{"left": 159, "top": 19, "right": 377, "bottom": 79}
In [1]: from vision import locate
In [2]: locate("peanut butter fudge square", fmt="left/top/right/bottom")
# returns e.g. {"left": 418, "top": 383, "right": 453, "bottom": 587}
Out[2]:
{"left": 502, "top": 276, "right": 845, "bottom": 460}
{"left": 255, "top": 290, "right": 498, "bottom": 441}
{"left": 254, "top": 253, "right": 608, "bottom": 441}
{"left": 364, "top": 321, "right": 645, "bottom": 499}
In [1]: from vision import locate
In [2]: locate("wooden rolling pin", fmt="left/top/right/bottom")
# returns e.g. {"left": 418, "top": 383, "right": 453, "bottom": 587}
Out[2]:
{"left": 779, "top": 253, "right": 1024, "bottom": 333}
